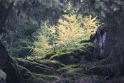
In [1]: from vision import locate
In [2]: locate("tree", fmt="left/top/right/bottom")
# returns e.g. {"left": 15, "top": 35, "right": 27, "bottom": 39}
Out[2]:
{"left": 82, "top": 15, "right": 101, "bottom": 34}
{"left": 0, "top": 1, "right": 14, "bottom": 68}
{"left": 0, "top": 0, "right": 65, "bottom": 68}
{"left": 0, "top": 8, "right": 39, "bottom": 57}
{"left": 32, "top": 1, "right": 102, "bottom": 56}
{"left": 32, "top": 24, "right": 53, "bottom": 55}
{"left": 64, "top": 1, "right": 124, "bottom": 77}
{"left": 57, "top": 14, "right": 84, "bottom": 42}
{"left": 32, "top": 9, "right": 101, "bottom": 56}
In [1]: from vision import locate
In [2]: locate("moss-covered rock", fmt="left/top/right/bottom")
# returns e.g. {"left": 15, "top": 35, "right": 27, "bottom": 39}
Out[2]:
{"left": 43, "top": 51, "right": 57, "bottom": 59}
{"left": 0, "top": 69, "right": 6, "bottom": 81}
{"left": 36, "top": 60, "right": 65, "bottom": 69}
{"left": 57, "top": 64, "right": 85, "bottom": 73}
{"left": 43, "top": 42, "right": 96, "bottom": 65}
{"left": 3, "top": 58, "right": 32, "bottom": 83}
{"left": 5, "top": 40, "right": 123, "bottom": 83}
{"left": 50, "top": 52, "right": 76, "bottom": 64}
{"left": 3, "top": 57, "right": 59, "bottom": 83}
{"left": 20, "top": 73, "right": 58, "bottom": 83}
{"left": 57, "top": 64, "right": 86, "bottom": 81}
{"left": 16, "top": 58, "right": 55, "bottom": 74}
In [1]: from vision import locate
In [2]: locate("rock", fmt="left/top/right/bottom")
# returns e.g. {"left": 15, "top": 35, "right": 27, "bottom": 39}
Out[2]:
{"left": 0, "top": 69, "right": 6, "bottom": 83}
{"left": 92, "top": 27, "right": 107, "bottom": 57}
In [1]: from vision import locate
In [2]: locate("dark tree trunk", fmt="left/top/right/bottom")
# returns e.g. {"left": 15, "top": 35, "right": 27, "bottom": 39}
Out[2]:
{"left": 104, "top": 8, "right": 124, "bottom": 57}
{"left": 0, "top": 41, "right": 10, "bottom": 68}
{"left": 0, "top": 2, "right": 13, "bottom": 29}
{"left": 0, "top": 2, "right": 13, "bottom": 69}
{"left": 92, "top": 2, "right": 124, "bottom": 77}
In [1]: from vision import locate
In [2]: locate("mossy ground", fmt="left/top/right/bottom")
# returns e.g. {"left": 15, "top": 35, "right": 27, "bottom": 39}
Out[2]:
{"left": 3, "top": 40, "right": 124, "bottom": 83}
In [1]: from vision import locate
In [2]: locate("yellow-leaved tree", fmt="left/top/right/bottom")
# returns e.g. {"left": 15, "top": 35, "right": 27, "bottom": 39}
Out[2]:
{"left": 51, "top": 14, "right": 84, "bottom": 43}
{"left": 32, "top": 1, "right": 101, "bottom": 56}
{"left": 32, "top": 24, "right": 52, "bottom": 55}
{"left": 82, "top": 15, "right": 101, "bottom": 34}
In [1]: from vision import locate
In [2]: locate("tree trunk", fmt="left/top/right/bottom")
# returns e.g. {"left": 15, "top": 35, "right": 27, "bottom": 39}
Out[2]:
{"left": 0, "top": 2, "right": 13, "bottom": 29}
{"left": 93, "top": 4, "right": 124, "bottom": 59}
{"left": 104, "top": 9, "right": 124, "bottom": 57}
{"left": 0, "top": 2, "right": 13, "bottom": 69}
{"left": 0, "top": 41, "right": 10, "bottom": 68}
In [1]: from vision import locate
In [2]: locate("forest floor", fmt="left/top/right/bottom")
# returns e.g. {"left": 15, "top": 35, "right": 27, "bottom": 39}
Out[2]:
{"left": 3, "top": 39, "right": 124, "bottom": 83}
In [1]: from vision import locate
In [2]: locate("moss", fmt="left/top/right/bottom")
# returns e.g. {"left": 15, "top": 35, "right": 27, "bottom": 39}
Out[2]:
{"left": 24, "top": 73, "right": 58, "bottom": 83}
{"left": 42, "top": 42, "right": 96, "bottom": 64}
{"left": 3, "top": 57, "right": 61, "bottom": 83}
{"left": 16, "top": 58, "right": 55, "bottom": 74}
{"left": 2, "top": 41, "right": 103, "bottom": 83}
{"left": 30, "top": 66, "right": 55, "bottom": 74}
{"left": 50, "top": 52, "right": 75, "bottom": 64}
{"left": 62, "top": 68, "right": 85, "bottom": 80}
{"left": 79, "top": 39, "right": 91, "bottom": 43}
{"left": 83, "top": 42, "right": 95, "bottom": 48}
{"left": 3, "top": 62, "right": 32, "bottom": 83}
{"left": 34, "top": 74, "right": 57, "bottom": 81}
{"left": 17, "top": 65, "right": 32, "bottom": 79}
{"left": 57, "top": 64, "right": 84, "bottom": 73}
{"left": 10, "top": 57, "right": 18, "bottom": 64}
{"left": 3, "top": 57, "right": 20, "bottom": 83}
{"left": 3, "top": 57, "right": 57, "bottom": 83}
{"left": 36, "top": 60, "right": 65, "bottom": 69}
{"left": 57, "top": 64, "right": 86, "bottom": 80}
{"left": 43, "top": 51, "right": 57, "bottom": 59}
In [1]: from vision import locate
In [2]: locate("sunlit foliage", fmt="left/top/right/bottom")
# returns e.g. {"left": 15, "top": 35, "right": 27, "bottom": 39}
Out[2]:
{"left": 32, "top": 24, "right": 53, "bottom": 55}
{"left": 32, "top": 1, "right": 101, "bottom": 56}
{"left": 32, "top": 14, "right": 101, "bottom": 56}
{"left": 82, "top": 15, "right": 101, "bottom": 34}
{"left": 57, "top": 14, "right": 84, "bottom": 42}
